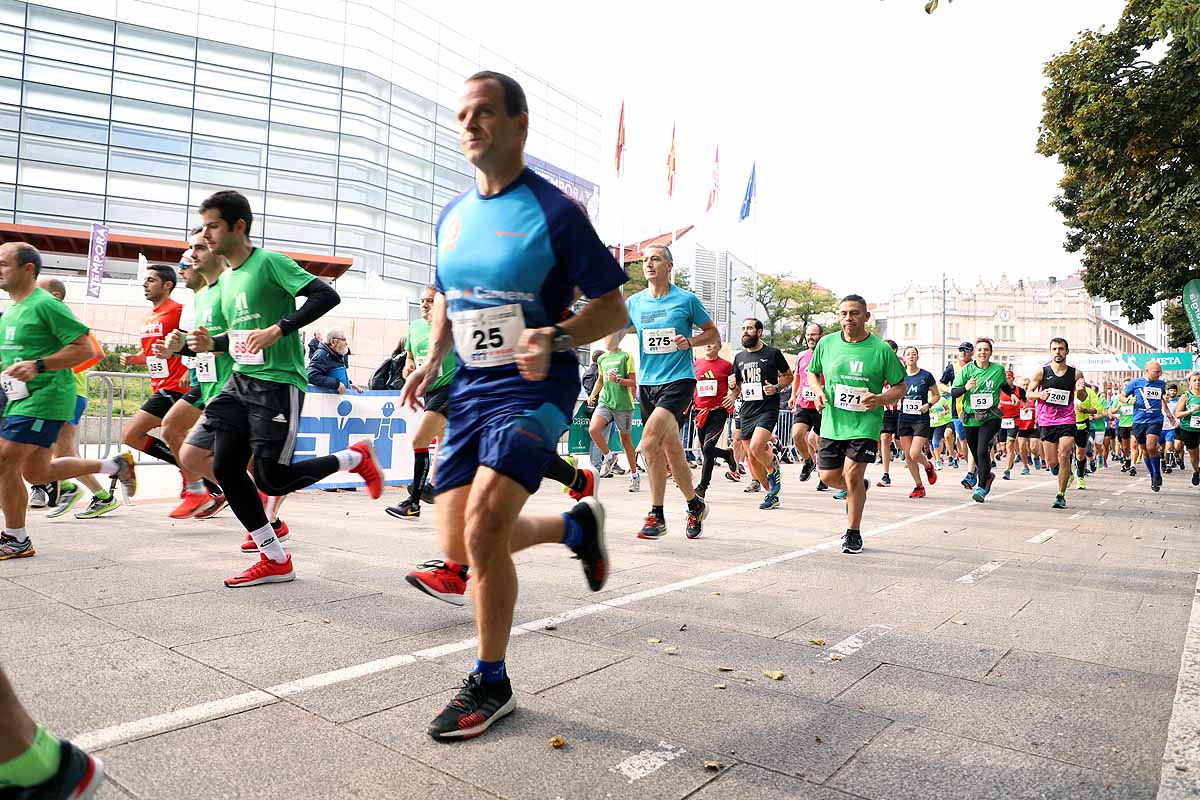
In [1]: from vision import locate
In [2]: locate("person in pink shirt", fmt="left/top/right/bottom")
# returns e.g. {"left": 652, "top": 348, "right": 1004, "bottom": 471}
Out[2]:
{"left": 789, "top": 323, "right": 825, "bottom": 487}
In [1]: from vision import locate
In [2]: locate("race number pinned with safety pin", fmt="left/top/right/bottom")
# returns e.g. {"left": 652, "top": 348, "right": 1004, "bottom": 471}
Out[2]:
{"left": 195, "top": 352, "right": 218, "bottom": 383}
{"left": 1044, "top": 387, "right": 1071, "bottom": 406}
{"left": 229, "top": 330, "right": 265, "bottom": 365}
{"left": 452, "top": 303, "right": 524, "bottom": 368}
{"left": 834, "top": 384, "right": 868, "bottom": 412}
{"left": 644, "top": 328, "right": 677, "bottom": 355}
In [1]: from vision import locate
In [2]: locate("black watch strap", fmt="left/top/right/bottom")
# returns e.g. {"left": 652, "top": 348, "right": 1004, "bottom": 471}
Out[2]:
{"left": 35, "top": 358, "right": 46, "bottom": 373}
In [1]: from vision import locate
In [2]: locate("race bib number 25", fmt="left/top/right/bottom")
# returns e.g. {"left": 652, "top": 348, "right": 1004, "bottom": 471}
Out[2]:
{"left": 452, "top": 303, "right": 525, "bottom": 368}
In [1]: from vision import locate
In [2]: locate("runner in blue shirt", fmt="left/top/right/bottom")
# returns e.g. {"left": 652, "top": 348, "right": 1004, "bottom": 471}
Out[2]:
{"left": 399, "top": 71, "right": 628, "bottom": 742}
{"left": 1122, "top": 360, "right": 1170, "bottom": 491}
{"left": 625, "top": 246, "right": 720, "bottom": 541}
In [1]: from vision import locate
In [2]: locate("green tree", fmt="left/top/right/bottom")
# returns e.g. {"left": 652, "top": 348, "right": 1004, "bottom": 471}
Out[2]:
{"left": 620, "top": 259, "right": 690, "bottom": 297}
{"left": 1038, "top": 0, "right": 1200, "bottom": 323}
{"left": 739, "top": 274, "right": 837, "bottom": 351}
{"left": 1162, "top": 301, "right": 1196, "bottom": 348}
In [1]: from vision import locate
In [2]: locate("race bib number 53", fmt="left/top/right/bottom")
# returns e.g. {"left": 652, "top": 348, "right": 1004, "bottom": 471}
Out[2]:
{"left": 452, "top": 303, "right": 525, "bottom": 368}
{"left": 644, "top": 328, "right": 677, "bottom": 354}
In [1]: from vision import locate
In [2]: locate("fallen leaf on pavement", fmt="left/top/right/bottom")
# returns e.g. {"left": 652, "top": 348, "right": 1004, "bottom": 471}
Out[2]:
{"left": 714, "top": 683, "right": 727, "bottom": 690}
{"left": 663, "top": 646, "right": 680, "bottom": 655}
{"left": 717, "top": 666, "right": 735, "bottom": 672}
{"left": 815, "top": 735, "right": 824, "bottom": 744}
{"left": 704, "top": 761, "right": 722, "bottom": 771}
{"left": 543, "top": 624, "right": 557, "bottom": 631}
{"left": 644, "top": 638, "right": 662, "bottom": 644}
{"left": 764, "top": 670, "right": 786, "bottom": 680}
{"left": 808, "top": 639, "right": 826, "bottom": 646}
{"left": 949, "top": 620, "right": 967, "bottom": 625}
{"left": 679, "top": 624, "right": 688, "bottom": 631}
{"left": 549, "top": 736, "right": 565, "bottom": 748}
{"left": 829, "top": 655, "right": 843, "bottom": 661}
{"left": 712, "top": 592, "right": 722, "bottom": 596}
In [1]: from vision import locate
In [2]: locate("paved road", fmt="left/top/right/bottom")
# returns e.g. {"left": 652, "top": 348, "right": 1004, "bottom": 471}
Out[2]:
{"left": 3, "top": 458, "right": 1199, "bottom": 800}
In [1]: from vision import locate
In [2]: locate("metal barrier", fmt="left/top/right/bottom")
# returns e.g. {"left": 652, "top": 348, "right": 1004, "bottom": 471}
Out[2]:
{"left": 78, "top": 371, "right": 163, "bottom": 464}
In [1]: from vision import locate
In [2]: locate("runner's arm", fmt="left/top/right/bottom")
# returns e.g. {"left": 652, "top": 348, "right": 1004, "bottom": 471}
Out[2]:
{"left": 540, "top": 288, "right": 627, "bottom": 351}
{"left": 4, "top": 333, "right": 95, "bottom": 378}
{"left": 1074, "top": 370, "right": 1087, "bottom": 401}
{"left": 278, "top": 278, "right": 340, "bottom": 337}
{"left": 928, "top": 381, "right": 941, "bottom": 406}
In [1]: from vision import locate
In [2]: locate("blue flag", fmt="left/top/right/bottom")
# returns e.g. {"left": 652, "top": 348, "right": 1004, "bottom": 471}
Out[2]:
{"left": 739, "top": 163, "right": 756, "bottom": 221}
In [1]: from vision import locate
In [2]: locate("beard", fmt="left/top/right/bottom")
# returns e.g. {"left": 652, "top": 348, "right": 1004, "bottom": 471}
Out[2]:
{"left": 742, "top": 334, "right": 759, "bottom": 349}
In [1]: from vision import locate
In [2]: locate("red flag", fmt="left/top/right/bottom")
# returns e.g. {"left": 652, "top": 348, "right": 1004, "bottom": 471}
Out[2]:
{"left": 706, "top": 145, "right": 719, "bottom": 212}
{"left": 615, "top": 101, "right": 625, "bottom": 176}
{"left": 666, "top": 124, "right": 677, "bottom": 196}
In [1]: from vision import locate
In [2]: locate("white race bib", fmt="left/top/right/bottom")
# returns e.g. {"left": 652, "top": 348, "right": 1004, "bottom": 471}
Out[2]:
{"left": 1, "top": 374, "right": 29, "bottom": 400}
{"left": 195, "top": 352, "right": 218, "bottom": 383}
{"left": 644, "top": 328, "right": 677, "bottom": 355}
{"left": 1002, "top": 418, "right": 1015, "bottom": 429}
{"left": 181, "top": 355, "right": 196, "bottom": 369}
{"left": 901, "top": 398, "right": 923, "bottom": 415}
{"left": 229, "top": 330, "right": 265, "bottom": 365}
{"left": 970, "top": 393, "right": 993, "bottom": 411}
{"left": 697, "top": 379, "right": 718, "bottom": 398}
{"left": 146, "top": 356, "right": 169, "bottom": 378}
{"left": 1019, "top": 407, "right": 1034, "bottom": 421}
{"left": 833, "top": 383, "right": 868, "bottom": 412}
{"left": 1044, "top": 387, "right": 1070, "bottom": 406}
{"left": 451, "top": 303, "right": 525, "bottom": 368}
{"left": 1142, "top": 387, "right": 1162, "bottom": 402}
{"left": 802, "top": 387, "right": 818, "bottom": 402}
{"left": 741, "top": 382, "right": 763, "bottom": 402}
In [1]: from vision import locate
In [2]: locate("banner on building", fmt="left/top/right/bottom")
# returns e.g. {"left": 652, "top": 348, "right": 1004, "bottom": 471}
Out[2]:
{"left": 85, "top": 222, "right": 109, "bottom": 299}
{"left": 526, "top": 154, "right": 600, "bottom": 224}
{"left": 292, "top": 388, "right": 419, "bottom": 490}
{"left": 1184, "top": 279, "right": 1200, "bottom": 346}
{"left": 1017, "top": 351, "right": 1193, "bottom": 374}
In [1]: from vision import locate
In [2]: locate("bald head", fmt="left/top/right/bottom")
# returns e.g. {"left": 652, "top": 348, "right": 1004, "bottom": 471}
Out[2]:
{"left": 37, "top": 276, "right": 66, "bottom": 301}
{"left": 1145, "top": 360, "right": 1162, "bottom": 381}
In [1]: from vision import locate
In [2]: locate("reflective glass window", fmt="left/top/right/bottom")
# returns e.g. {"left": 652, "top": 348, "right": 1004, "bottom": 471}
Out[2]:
{"left": 387, "top": 149, "right": 432, "bottom": 181}
{"left": 26, "top": 29, "right": 112, "bottom": 70}
{"left": 0, "top": 129, "right": 14, "bottom": 158}
{"left": 344, "top": 68, "right": 389, "bottom": 102}
{"left": 265, "top": 192, "right": 334, "bottom": 222}
{"left": 112, "top": 96, "right": 191, "bottom": 131}
{"left": 434, "top": 145, "right": 470, "bottom": 176}
{"left": 0, "top": 103, "right": 16, "bottom": 132}
{"left": 196, "top": 61, "right": 270, "bottom": 97}
{"left": 339, "top": 157, "right": 385, "bottom": 188}
{"left": 336, "top": 225, "right": 383, "bottom": 253}
{"left": 269, "top": 98, "right": 339, "bottom": 133}
{"left": 341, "top": 133, "right": 385, "bottom": 165}
{"left": 25, "top": 57, "right": 111, "bottom": 95}
{"left": 0, "top": 156, "right": 11, "bottom": 183}
{"left": 109, "top": 147, "right": 188, "bottom": 181}
{"left": 390, "top": 83, "right": 435, "bottom": 118}
{"left": 194, "top": 86, "right": 269, "bottom": 120}
{"left": 116, "top": 23, "right": 195, "bottom": 59}
{"left": 17, "top": 186, "right": 104, "bottom": 218}
{"left": 341, "top": 112, "right": 386, "bottom": 145}
{"left": 386, "top": 167, "right": 432, "bottom": 200}
{"left": 114, "top": 48, "right": 195, "bottom": 84}
{"left": 269, "top": 122, "right": 336, "bottom": 154}
{"left": 112, "top": 72, "right": 193, "bottom": 107}
{"left": 334, "top": 246, "right": 378, "bottom": 272}
{"left": 262, "top": 215, "right": 335, "bottom": 246}
{"left": 23, "top": 82, "right": 109, "bottom": 119}
{"left": 28, "top": 5, "right": 114, "bottom": 44}
{"left": 23, "top": 108, "right": 109, "bottom": 145}
{"left": 433, "top": 169, "right": 471, "bottom": 193}
{"left": 111, "top": 121, "right": 189, "bottom": 155}
{"left": 342, "top": 90, "right": 387, "bottom": 123}
{"left": 385, "top": 191, "right": 429, "bottom": 222}
{"left": 270, "top": 75, "right": 339, "bottom": 111}
{"left": 385, "top": 234, "right": 431, "bottom": 264}
{"left": 267, "top": 169, "right": 336, "bottom": 201}
{"left": 0, "top": 76, "right": 15, "bottom": 106}
{"left": 194, "top": 110, "right": 267, "bottom": 143}
{"left": 19, "top": 160, "right": 105, "bottom": 194}
{"left": 272, "top": 53, "right": 341, "bottom": 88}
{"left": 0, "top": 2, "right": 22, "bottom": 27}
{"left": 189, "top": 183, "right": 264, "bottom": 213}
{"left": 193, "top": 134, "right": 267, "bottom": 167}
{"left": 337, "top": 179, "right": 385, "bottom": 210}
{"left": 275, "top": 7, "right": 346, "bottom": 44}
{"left": 389, "top": 126, "right": 432, "bottom": 160}
{"left": 106, "top": 196, "right": 188, "bottom": 230}
{"left": 263, "top": 236, "right": 334, "bottom": 256}
{"left": 384, "top": 211, "right": 428, "bottom": 242}
{"left": 20, "top": 135, "right": 107, "bottom": 170}
{"left": 108, "top": 172, "right": 188, "bottom": 205}
{"left": 336, "top": 202, "right": 383, "bottom": 230}
{"left": 0, "top": 183, "right": 13, "bottom": 210}
{"left": 267, "top": 146, "right": 336, "bottom": 177}
{"left": 191, "top": 158, "right": 265, "bottom": 190}
{"left": 197, "top": 38, "right": 271, "bottom": 72}
{"left": 113, "top": 0, "right": 194, "bottom": 39}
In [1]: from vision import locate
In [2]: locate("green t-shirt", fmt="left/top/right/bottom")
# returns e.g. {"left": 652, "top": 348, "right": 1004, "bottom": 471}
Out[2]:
{"left": 929, "top": 397, "right": 952, "bottom": 427}
{"left": 73, "top": 370, "right": 87, "bottom": 398}
{"left": 1182, "top": 392, "right": 1200, "bottom": 432}
{"left": 1075, "top": 386, "right": 1103, "bottom": 430}
{"left": 952, "top": 361, "right": 1008, "bottom": 427}
{"left": 219, "top": 248, "right": 314, "bottom": 391}
{"left": 808, "top": 332, "right": 905, "bottom": 441}
{"left": 407, "top": 318, "right": 457, "bottom": 392}
{"left": 596, "top": 350, "right": 634, "bottom": 411}
{"left": 194, "top": 279, "right": 236, "bottom": 405}
{"left": 0, "top": 288, "right": 89, "bottom": 420}
{"left": 1116, "top": 396, "right": 1134, "bottom": 427}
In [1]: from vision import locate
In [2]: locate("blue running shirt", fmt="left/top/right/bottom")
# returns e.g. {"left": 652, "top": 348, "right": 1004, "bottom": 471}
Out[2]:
{"left": 1123, "top": 376, "right": 1167, "bottom": 424}
{"left": 626, "top": 285, "right": 712, "bottom": 386}
{"left": 434, "top": 168, "right": 627, "bottom": 402}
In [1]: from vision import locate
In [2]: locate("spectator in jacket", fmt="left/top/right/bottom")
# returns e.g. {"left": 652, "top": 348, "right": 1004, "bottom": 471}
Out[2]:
{"left": 308, "top": 327, "right": 361, "bottom": 394}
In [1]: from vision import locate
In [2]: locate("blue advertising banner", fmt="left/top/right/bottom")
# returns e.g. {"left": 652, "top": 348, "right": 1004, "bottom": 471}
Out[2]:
{"left": 526, "top": 154, "right": 600, "bottom": 223}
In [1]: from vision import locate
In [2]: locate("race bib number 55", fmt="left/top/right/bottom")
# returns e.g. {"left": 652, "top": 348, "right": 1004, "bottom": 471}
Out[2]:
{"left": 644, "top": 328, "right": 677, "bottom": 354}
{"left": 452, "top": 303, "right": 525, "bottom": 368}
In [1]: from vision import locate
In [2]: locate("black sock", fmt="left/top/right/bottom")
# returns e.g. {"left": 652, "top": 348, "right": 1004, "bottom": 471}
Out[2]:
{"left": 651, "top": 505, "right": 664, "bottom": 521}
{"left": 688, "top": 495, "right": 703, "bottom": 511}
{"left": 410, "top": 449, "right": 430, "bottom": 502}
{"left": 543, "top": 456, "right": 577, "bottom": 487}
{"left": 141, "top": 435, "right": 178, "bottom": 467}
{"left": 847, "top": 528, "right": 860, "bottom": 535}
{"left": 203, "top": 478, "right": 222, "bottom": 495}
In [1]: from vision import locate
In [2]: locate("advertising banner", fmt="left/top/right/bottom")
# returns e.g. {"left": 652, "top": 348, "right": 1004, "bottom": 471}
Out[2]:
{"left": 292, "top": 388, "right": 418, "bottom": 490}
{"left": 1184, "top": 279, "right": 1200, "bottom": 346}
{"left": 526, "top": 154, "right": 600, "bottom": 223}
{"left": 85, "top": 222, "right": 109, "bottom": 299}
{"left": 1017, "top": 351, "right": 1193, "bottom": 373}
{"left": 567, "top": 402, "right": 645, "bottom": 454}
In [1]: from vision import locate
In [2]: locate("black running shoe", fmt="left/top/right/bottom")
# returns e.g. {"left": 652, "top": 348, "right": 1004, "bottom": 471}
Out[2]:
{"left": 816, "top": 479, "right": 830, "bottom": 492}
{"left": 799, "top": 459, "right": 815, "bottom": 482}
{"left": 1192, "top": 469, "right": 1199, "bottom": 487}
{"left": 841, "top": 530, "right": 863, "bottom": 554}
{"left": 385, "top": 499, "right": 421, "bottom": 519}
{"left": 427, "top": 672, "right": 515, "bottom": 741}
{"left": 685, "top": 497, "right": 708, "bottom": 539}
{"left": 422, "top": 485, "right": 436, "bottom": 505}
{"left": 566, "top": 497, "right": 607, "bottom": 592}
{"left": 15, "top": 739, "right": 105, "bottom": 799}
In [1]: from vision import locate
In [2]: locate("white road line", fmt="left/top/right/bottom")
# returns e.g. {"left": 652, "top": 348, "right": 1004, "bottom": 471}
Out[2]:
{"left": 1098, "top": 499, "right": 1109, "bottom": 505}
{"left": 825, "top": 624, "right": 894, "bottom": 661}
{"left": 1158, "top": 575, "right": 1200, "bottom": 799}
{"left": 74, "top": 479, "right": 1055, "bottom": 752}
{"left": 1026, "top": 529, "right": 1057, "bottom": 544}
{"left": 1069, "top": 511, "right": 1088, "bottom": 520}
{"left": 955, "top": 560, "right": 1007, "bottom": 585}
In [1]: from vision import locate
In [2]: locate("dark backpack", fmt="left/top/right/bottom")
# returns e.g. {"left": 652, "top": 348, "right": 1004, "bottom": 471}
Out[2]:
{"left": 369, "top": 353, "right": 407, "bottom": 391}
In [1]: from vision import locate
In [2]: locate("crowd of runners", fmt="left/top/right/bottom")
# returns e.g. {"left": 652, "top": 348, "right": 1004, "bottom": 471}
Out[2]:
{"left": 0, "top": 68, "right": 1196, "bottom": 796}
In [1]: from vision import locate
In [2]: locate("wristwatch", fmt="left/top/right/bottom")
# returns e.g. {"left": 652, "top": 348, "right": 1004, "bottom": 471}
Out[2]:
{"left": 34, "top": 358, "right": 46, "bottom": 374}
{"left": 550, "top": 325, "right": 573, "bottom": 353}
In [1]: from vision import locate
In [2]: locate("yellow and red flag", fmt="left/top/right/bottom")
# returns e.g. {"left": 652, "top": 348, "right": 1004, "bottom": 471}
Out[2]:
{"left": 706, "top": 145, "right": 719, "bottom": 212}
{"left": 666, "top": 124, "right": 677, "bottom": 196}
{"left": 614, "top": 100, "right": 625, "bottom": 176}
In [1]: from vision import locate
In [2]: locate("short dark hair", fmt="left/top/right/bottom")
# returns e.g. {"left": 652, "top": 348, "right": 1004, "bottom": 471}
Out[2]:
{"left": 467, "top": 70, "right": 528, "bottom": 117}
{"left": 1050, "top": 337, "right": 1069, "bottom": 351}
{"left": 884, "top": 339, "right": 898, "bottom": 351}
{"left": 744, "top": 317, "right": 764, "bottom": 332}
{"left": 12, "top": 242, "right": 41, "bottom": 276}
{"left": 188, "top": 225, "right": 203, "bottom": 237}
{"left": 975, "top": 336, "right": 993, "bottom": 348}
{"left": 147, "top": 264, "right": 178, "bottom": 292}
{"left": 198, "top": 190, "right": 253, "bottom": 236}
{"left": 839, "top": 294, "right": 867, "bottom": 307}
{"left": 645, "top": 244, "right": 673, "bottom": 263}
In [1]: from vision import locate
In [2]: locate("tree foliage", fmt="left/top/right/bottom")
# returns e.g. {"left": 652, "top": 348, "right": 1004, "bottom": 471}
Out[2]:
{"left": 1162, "top": 300, "right": 1196, "bottom": 348}
{"left": 739, "top": 274, "right": 837, "bottom": 352}
{"left": 620, "top": 259, "right": 690, "bottom": 297}
{"left": 1038, "top": 0, "right": 1200, "bottom": 323}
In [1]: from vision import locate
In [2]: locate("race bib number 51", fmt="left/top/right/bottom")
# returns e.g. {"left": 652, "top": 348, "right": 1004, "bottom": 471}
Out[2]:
{"left": 195, "top": 352, "right": 218, "bottom": 383}
{"left": 644, "top": 328, "right": 677, "bottom": 355}
{"left": 452, "top": 303, "right": 525, "bottom": 368}
{"left": 229, "top": 330, "right": 265, "bottom": 365}
{"left": 833, "top": 383, "right": 868, "bottom": 412}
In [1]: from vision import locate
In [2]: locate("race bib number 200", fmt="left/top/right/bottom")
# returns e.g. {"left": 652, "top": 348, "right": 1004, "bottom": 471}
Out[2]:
{"left": 452, "top": 303, "right": 525, "bottom": 368}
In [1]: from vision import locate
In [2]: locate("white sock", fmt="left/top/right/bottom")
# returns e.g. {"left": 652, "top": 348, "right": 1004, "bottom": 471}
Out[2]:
{"left": 249, "top": 523, "right": 288, "bottom": 564}
{"left": 334, "top": 448, "right": 363, "bottom": 471}
{"left": 186, "top": 480, "right": 205, "bottom": 493}
{"left": 5, "top": 528, "right": 27, "bottom": 542}
{"left": 99, "top": 457, "right": 121, "bottom": 476}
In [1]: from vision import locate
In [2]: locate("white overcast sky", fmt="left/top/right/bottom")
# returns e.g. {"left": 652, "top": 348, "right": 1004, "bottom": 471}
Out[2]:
{"left": 423, "top": 0, "right": 1127, "bottom": 298}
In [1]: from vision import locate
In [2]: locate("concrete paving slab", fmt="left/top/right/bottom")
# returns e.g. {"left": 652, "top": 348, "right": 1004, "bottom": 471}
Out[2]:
{"left": 285, "top": 658, "right": 460, "bottom": 724}
{"left": 540, "top": 658, "right": 891, "bottom": 781}
{"left": 4, "top": 638, "right": 250, "bottom": 737}
{"left": 350, "top": 687, "right": 730, "bottom": 800}
{"left": 0, "top": 547, "right": 117, "bottom": 577}
{"left": 630, "top": 584, "right": 824, "bottom": 638}
{"left": 88, "top": 591, "right": 296, "bottom": 648}
{"left": 0, "top": 576, "right": 54, "bottom": 610}
{"left": 276, "top": 592, "right": 469, "bottom": 643}
{"left": 688, "top": 763, "right": 862, "bottom": 799}
{"left": 99, "top": 702, "right": 490, "bottom": 800}
{"left": 0, "top": 603, "right": 136, "bottom": 660}
{"left": 8, "top": 565, "right": 201, "bottom": 609}
{"left": 826, "top": 723, "right": 1105, "bottom": 800}
{"left": 429, "top": 629, "right": 629, "bottom": 693}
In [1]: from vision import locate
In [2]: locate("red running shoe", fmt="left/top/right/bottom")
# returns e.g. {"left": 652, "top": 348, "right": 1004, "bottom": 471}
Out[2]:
{"left": 224, "top": 553, "right": 294, "bottom": 587}
{"left": 567, "top": 468, "right": 598, "bottom": 501}
{"left": 349, "top": 440, "right": 384, "bottom": 499}
{"left": 925, "top": 463, "right": 938, "bottom": 485}
{"left": 193, "top": 492, "right": 227, "bottom": 519}
{"left": 405, "top": 560, "right": 469, "bottom": 606}
{"left": 169, "top": 490, "right": 212, "bottom": 519}
{"left": 909, "top": 486, "right": 927, "bottom": 499}
{"left": 241, "top": 520, "right": 290, "bottom": 552}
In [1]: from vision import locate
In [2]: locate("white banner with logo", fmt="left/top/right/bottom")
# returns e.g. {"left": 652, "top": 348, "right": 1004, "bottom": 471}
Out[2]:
{"left": 291, "top": 388, "right": 422, "bottom": 490}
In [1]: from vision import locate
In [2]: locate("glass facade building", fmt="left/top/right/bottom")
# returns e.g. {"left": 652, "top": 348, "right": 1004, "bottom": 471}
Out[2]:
{"left": 0, "top": 0, "right": 602, "bottom": 301}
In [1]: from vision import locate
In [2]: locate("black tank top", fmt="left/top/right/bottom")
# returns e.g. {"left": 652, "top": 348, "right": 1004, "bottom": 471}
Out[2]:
{"left": 1041, "top": 364, "right": 1076, "bottom": 394}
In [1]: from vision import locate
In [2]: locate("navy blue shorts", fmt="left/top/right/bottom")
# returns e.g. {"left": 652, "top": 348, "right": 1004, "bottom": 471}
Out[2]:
{"left": 0, "top": 416, "right": 66, "bottom": 448}
{"left": 436, "top": 391, "right": 571, "bottom": 495}
{"left": 70, "top": 395, "right": 87, "bottom": 426}
{"left": 1132, "top": 421, "right": 1163, "bottom": 445}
